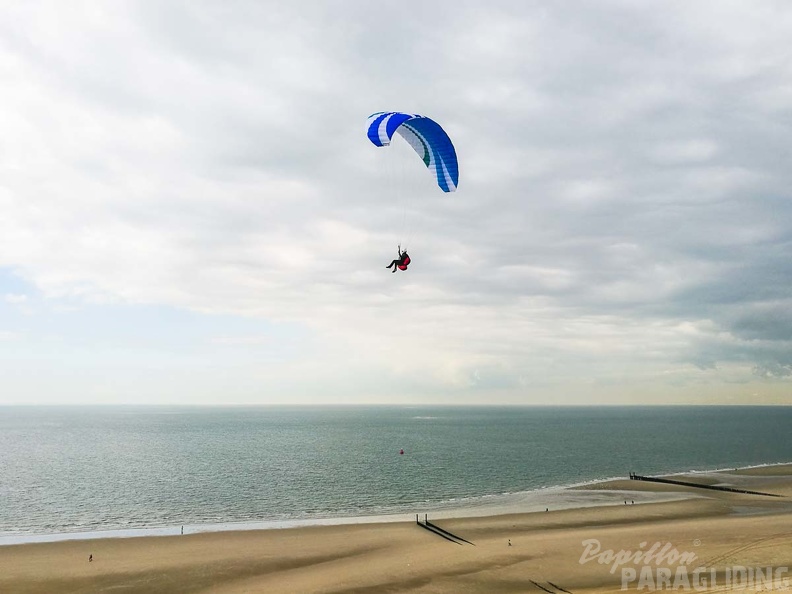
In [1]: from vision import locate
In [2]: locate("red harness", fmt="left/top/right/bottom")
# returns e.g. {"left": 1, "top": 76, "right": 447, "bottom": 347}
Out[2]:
{"left": 397, "top": 255, "right": 411, "bottom": 270}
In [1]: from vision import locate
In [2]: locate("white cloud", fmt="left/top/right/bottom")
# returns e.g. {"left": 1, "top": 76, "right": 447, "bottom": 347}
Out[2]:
{"left": 1, "top": 1, "right": 791, "bottom": 403}
{"left": 4, "top": 294, "right": 27, "bottom": 304}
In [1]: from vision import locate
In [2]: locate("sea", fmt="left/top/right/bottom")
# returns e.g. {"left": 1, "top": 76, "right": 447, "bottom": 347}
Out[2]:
{"left": 1, "top": 405, "right": 791, "bottom": 544}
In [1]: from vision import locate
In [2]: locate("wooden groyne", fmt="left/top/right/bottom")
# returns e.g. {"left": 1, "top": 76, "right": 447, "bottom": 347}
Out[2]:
{"left": 425, "top": 520, "right": 475, "bottom": 546}
{"left": 628, "top": 472, "right": 782, "bottom": 498}
{"left": 415, "top": 515, "right": 474, "bottom": 545}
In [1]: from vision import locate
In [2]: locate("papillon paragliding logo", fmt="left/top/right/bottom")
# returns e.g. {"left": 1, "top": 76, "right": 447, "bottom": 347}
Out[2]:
{"left": 579, "top": 539, "right": 790, "bottom": 591}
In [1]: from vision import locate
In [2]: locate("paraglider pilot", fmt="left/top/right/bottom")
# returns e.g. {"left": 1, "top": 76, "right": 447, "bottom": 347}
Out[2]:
{"left": 386, "top": 245, "right": 410, "bottom": 273}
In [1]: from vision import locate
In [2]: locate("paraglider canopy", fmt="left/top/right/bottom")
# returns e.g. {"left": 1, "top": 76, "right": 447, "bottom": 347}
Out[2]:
{"left": 366, "top": 112, "right": 458, "bottom": 193}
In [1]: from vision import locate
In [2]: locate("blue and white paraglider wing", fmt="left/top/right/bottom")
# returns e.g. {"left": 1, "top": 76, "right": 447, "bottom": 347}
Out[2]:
{"left": 366, "top": 112, "right": 459, "bottom": 193}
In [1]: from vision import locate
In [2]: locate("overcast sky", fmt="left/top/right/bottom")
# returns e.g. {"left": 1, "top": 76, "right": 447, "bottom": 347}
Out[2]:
{"left": 1, "top": 1, "right": 791, "bottom": 405}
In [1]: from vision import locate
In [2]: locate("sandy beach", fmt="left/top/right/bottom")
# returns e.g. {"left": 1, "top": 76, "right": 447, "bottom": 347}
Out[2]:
{"left": 1, "top": 466, "right": 791, "bottom": 594}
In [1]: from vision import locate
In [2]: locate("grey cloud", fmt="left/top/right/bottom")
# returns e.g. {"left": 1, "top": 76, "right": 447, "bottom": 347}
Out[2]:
{"left": 730, "top": 303, "right": 792, "bottom": 342}
{"left": 754, "top": 362, "right": 792, "bottom": 378}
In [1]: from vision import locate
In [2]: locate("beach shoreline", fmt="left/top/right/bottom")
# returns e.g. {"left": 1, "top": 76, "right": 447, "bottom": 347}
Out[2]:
{"left": 1, "top": 464, "right": 791, "bottom": 593}
{"left": 2, "top": 462, "right": 790, "bottom": 547}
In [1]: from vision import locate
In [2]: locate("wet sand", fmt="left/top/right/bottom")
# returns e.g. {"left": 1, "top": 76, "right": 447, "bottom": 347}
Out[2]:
{"left": 1, "top": 465, "right": 791, "bottom": 593}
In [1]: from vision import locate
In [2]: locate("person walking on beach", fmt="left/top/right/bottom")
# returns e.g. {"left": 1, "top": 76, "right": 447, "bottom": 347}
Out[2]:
{"left": 89, "top": 554, "right": 93, "bottom": 562}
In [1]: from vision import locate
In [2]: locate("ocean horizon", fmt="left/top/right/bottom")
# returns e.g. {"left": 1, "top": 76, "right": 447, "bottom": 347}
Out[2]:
{"left": 1, "top": 405, "right": 790, "bottom": 544}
